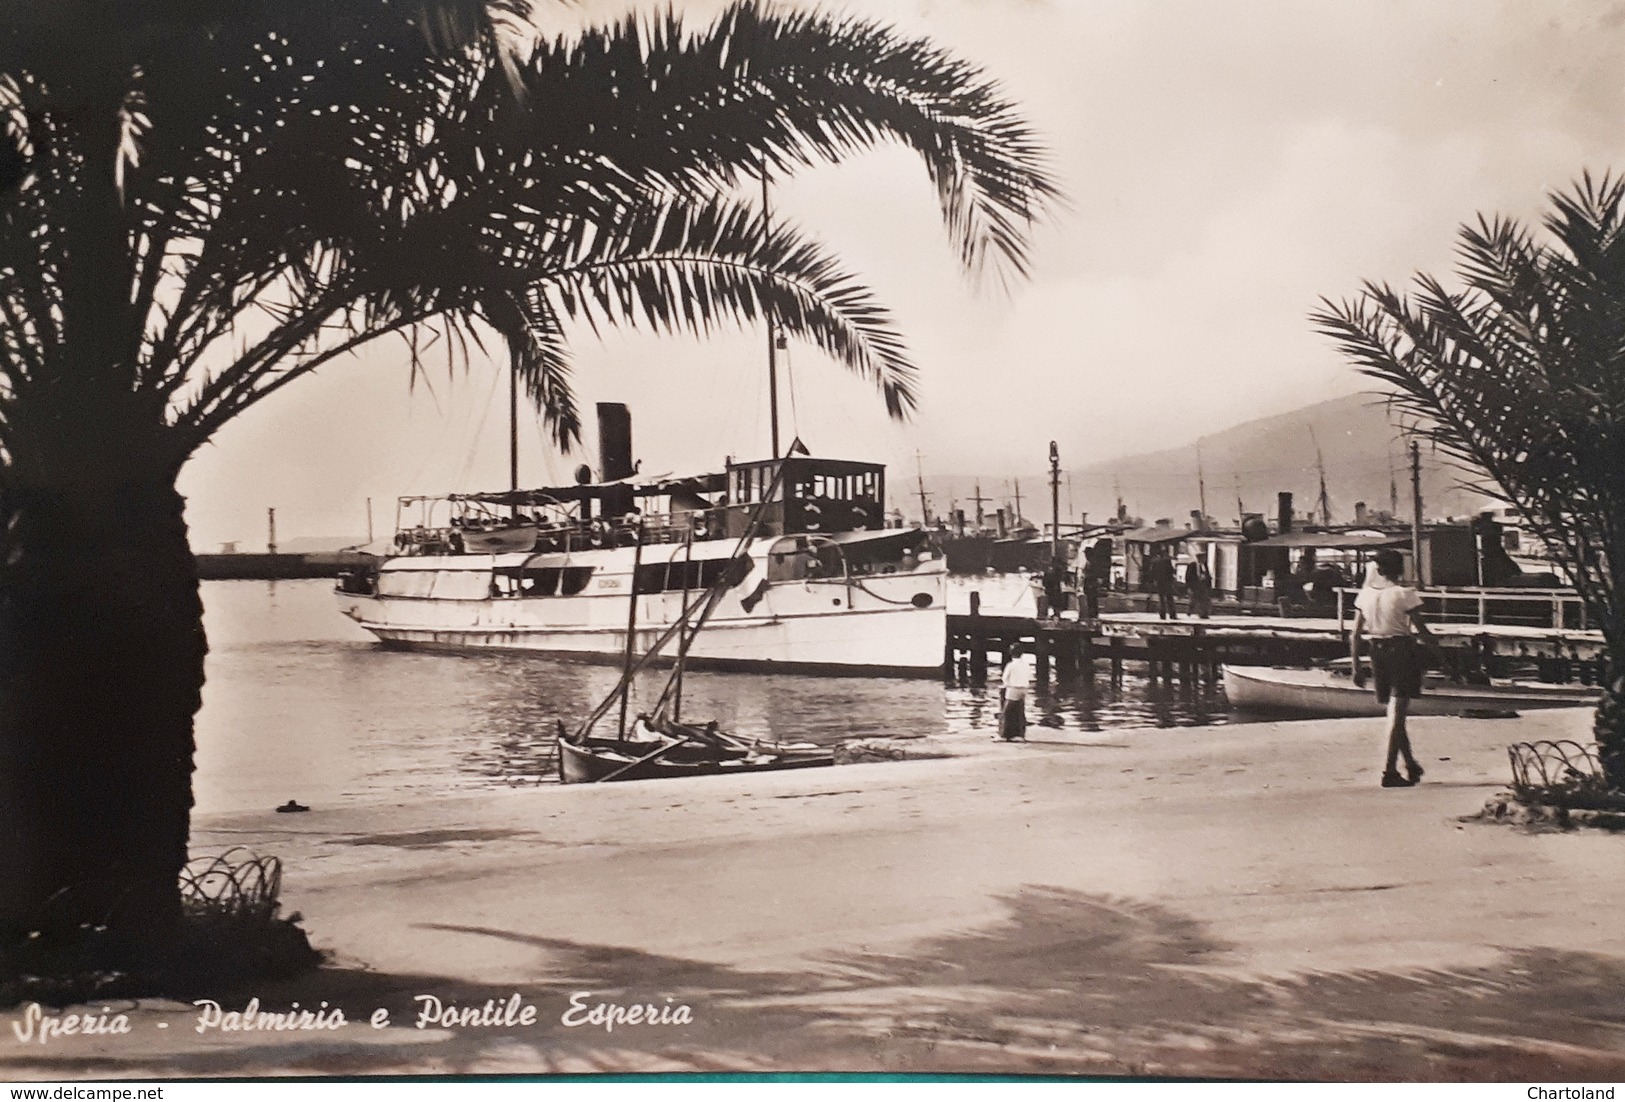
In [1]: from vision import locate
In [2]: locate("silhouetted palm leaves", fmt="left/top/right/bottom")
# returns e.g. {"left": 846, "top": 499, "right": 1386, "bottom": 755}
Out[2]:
{"left": 0, "top": 0, "right": 1059, "bottom": 465}
{"left": 1314, "top": 174, "right": 1625, "bottom": 782}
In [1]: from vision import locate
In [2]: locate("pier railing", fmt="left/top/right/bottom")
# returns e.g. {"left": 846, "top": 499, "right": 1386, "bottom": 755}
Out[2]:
{"left": 1334, "top": 586, "right": 1590, "bottom": 633}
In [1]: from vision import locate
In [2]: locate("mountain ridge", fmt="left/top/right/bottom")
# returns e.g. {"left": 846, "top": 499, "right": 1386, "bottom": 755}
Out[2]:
{"left": 922, "top": 393, "right": 1494, "bottom": 528}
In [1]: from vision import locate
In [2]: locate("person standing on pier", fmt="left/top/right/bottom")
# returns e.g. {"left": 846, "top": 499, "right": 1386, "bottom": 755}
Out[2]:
{"left": 1183, "top": 555, "right": 1213, "bottom": 619}
{"left": 999, "top": 643, "right": 1034, "bottom": 741}
{"left": 1041, "top": 556, "right": 1067, "bottom": 619}
{"left": 1350, "top": 549, "right": 1437, "bottom": 788}
{"left": 1080, "top": 540, "right": 1109, "bottom": 619}
{"left": 1146, "top": 548, "right": 1178, "bottom": 620}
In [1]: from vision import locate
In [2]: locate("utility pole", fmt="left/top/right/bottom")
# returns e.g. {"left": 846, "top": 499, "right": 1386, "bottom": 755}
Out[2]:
{"left": 1049, "top": 441, "right": 1061, "bottom": 557}
{"left": 1410, "top": 439, "right": 1424, "bottom": 583}
{"left": 1389, "top": 452, "right": 1400, "bottom": 519}
{"left": 267, "top": 507, "right": 277, "bottom": 555}
{"left": 913, "top": 451, "right": 932, "bottom": 526}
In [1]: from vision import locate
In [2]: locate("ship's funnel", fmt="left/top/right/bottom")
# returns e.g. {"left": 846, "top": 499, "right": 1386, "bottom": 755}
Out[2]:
{"left": 597, "top": 402, "right": 634, "bottom": 482}
{"left": 1277, "top": 491, "right": 1293, "bottom": 534}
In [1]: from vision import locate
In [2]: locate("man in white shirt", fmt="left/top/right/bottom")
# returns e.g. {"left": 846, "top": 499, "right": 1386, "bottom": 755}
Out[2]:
{"left": 999, "top": 643, "right": 1034, "bottom": 741}
{"left": 1350, "top": 549, "right": 1438, "bottom": 788}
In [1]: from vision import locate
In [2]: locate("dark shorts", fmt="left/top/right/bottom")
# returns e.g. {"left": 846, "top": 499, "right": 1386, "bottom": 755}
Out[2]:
{"left": 1370, "top": 637, "right": 1424, "bottom": 704}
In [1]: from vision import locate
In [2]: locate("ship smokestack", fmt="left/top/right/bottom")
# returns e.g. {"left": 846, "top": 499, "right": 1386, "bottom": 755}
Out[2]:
{"left": 1277, "top": 492, "right": 1293, "bottom": 535}
{"left": 597, "top": 402, "right": 634, "bottom": 482}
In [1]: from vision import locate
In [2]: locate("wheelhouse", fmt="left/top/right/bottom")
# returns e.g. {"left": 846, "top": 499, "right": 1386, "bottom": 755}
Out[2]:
{"left": 723, "top": 457, "right": 886, "bottom": 538}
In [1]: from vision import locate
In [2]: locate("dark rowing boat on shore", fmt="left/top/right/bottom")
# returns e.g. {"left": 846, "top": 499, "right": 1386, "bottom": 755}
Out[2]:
{"left": 556, "top": 718, "right": 833, "bottom": 784}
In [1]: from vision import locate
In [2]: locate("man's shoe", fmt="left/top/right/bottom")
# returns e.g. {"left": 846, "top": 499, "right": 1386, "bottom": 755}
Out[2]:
{"left": 1406, "top": 761, "right": 1425, "bottom": 784}
{"left": 1381, "top": 771, "right": 1416, "bottom": 788}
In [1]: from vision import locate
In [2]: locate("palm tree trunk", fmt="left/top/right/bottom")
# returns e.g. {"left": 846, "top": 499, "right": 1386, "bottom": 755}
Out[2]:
{"left": 0, "top": 466, "right": 205, "bottom": 956}
{"left": 0, "top": 69, "right": 204, "bottom": 958}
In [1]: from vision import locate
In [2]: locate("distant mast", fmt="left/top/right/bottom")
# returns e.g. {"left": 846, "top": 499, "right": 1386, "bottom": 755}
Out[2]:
{"left": 1310, "top": 427, "right": 1331, "bottom": 526}
{"left": 1196, "top": 441, "right": 1208, "bottom": 529}
{"left": 914, "top": 451, "right": 932, "bottom": 525}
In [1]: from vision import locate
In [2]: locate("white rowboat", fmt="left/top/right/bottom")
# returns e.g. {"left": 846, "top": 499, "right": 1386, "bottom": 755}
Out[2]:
{"left": 1222, "top": 664, "right": 1598, "bottom": 717}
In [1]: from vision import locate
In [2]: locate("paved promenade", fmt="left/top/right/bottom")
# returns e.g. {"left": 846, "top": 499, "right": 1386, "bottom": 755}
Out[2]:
{"left": 4, "top": 707, "right": 1623, "bottom": 1080}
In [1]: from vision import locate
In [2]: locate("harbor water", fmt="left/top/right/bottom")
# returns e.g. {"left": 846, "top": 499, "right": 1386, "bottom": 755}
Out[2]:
{"left": 194, "top": 579, "right": 1235, "bottom": 815}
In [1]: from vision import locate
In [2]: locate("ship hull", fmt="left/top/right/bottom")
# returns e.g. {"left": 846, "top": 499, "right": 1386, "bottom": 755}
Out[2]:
{"left": 337, "top": 543, "right": 947, "bottom": 676}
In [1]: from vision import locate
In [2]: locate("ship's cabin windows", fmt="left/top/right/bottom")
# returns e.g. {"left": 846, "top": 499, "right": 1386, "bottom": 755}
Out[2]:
{"left": 559, "top": 566, "right": 596, "bottom": 596}
{"left": 635, "top": 556, "right": 751, "bottom": 593}
{"left": 724, "top": 458, "right": 885, "bottom": 537}
{"left": 768, "top": 537, "right": 814, "bottom": 581}
{"left": 522, "top": 566, "right": 561, "bottom": 596}
{"left": 727, "top": 462, "right": 786, "bottom": 505}
{"left": 766, "top": 536, "right": 844, "bottom": 581}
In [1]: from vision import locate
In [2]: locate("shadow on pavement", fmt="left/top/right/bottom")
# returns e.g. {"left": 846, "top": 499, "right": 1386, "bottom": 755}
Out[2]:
{"left": 11, "top": 887, "right": 1625, "bottom": 1080}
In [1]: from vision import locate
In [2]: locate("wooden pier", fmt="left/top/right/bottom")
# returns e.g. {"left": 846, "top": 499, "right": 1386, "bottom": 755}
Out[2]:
{"left": 946, "top": 592, "right": 1608, "bottom": 688}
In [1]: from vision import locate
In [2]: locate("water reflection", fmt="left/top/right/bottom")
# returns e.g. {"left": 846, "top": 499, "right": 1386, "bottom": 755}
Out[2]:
{"left": 949, "top": 672, "right": 1230, "bottom": 738}
{"left": 194, "top": 580, "right": 1233, "bottom": 814}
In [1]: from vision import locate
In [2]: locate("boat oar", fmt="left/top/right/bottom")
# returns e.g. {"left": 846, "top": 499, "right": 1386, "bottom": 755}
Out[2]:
{"left": 595, "top": 732, "right": 696, "bottom": 784}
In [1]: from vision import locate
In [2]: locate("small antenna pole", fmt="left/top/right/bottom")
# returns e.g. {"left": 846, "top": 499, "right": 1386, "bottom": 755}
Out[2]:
{"left": 1049, "top": 441, "right": 1061, "bottom": 558}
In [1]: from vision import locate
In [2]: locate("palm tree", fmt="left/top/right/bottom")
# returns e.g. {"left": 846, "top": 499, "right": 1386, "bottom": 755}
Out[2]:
{"left": 1313, "top": 174, "right": 1625, "bottom": 789}
{"left": 0, "top": 0, "right": 1057, "bottom": 966}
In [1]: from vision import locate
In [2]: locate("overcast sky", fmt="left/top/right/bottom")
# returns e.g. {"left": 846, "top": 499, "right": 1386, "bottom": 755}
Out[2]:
{"left": 178, "top": 0, "right": 1625, "bottom": 549}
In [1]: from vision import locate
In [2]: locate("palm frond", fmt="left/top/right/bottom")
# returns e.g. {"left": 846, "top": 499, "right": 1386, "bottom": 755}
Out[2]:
{"left": 1314, "top": 175, "right": 1625, "bottom": 641}
{"left": 512, "top": 1, "right": 1062, "bottom": 285}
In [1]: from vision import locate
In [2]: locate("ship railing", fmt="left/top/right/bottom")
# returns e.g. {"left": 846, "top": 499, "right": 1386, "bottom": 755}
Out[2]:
{"left": 392, "top": 511, "right": 716, "bottom": 555}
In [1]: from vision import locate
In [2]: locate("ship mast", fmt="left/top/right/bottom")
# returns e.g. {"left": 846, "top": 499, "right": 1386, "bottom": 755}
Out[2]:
{"left": 763, "top": 167, "right": 781, "bottom": 459}
{"left": 971, "top": 482, "right": 989, "bottom": 528}
{"left": 1310, "top": 427, "right": 1331, "bottom": 526}
{"left": 914, "top": 450, "right": 932, "bottom": 525}
{"left": 509, "top": 360, "right": 519, "bottom": 516}
{"left": 1196, "top": 441, "right": 1208, "bottom": 529}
